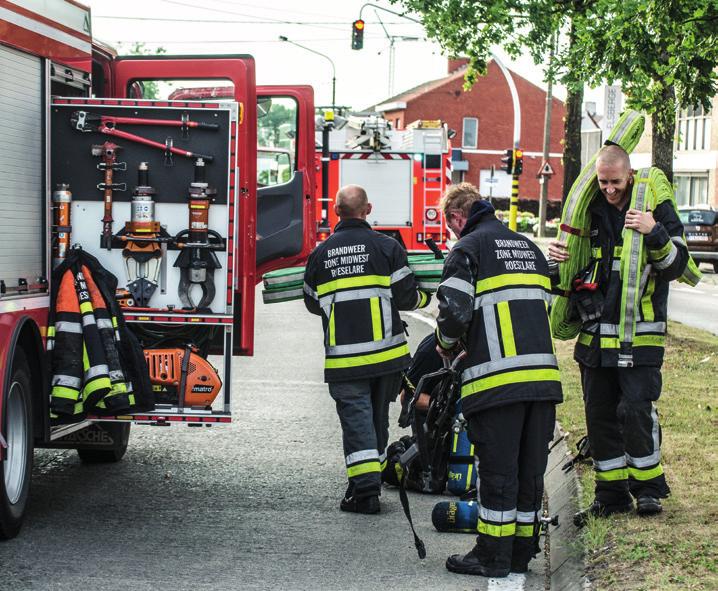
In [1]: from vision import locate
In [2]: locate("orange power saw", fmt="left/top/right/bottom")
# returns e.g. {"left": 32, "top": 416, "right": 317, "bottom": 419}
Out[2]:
{"left": 144, "top": 345, "right": 222, "bottom": 408}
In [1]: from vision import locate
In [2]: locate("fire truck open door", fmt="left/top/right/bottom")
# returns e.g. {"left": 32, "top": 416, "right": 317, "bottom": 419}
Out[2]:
{"left": 110, "top": 57, "right": 313, "bottom": 356}
{"left": 255, "top": 86, "right": 316, "bottom": 276}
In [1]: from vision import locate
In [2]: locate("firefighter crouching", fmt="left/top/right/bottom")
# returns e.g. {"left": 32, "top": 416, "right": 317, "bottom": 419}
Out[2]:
{"left": 435, "top": 183, "right": 562, "bottom": 577}
{"left": 303, "top": 184, "right": 431, "bottom": 514}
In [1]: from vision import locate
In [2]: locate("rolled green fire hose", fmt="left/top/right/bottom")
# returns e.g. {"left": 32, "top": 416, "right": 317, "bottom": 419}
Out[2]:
{"left": 261, "top": 254, "right": 445, "bottom": 304}
{"left": 550, "top": 110, "right": 646, "bottom": 340}
{"left": 551, "top": 110, "right": 702, "bottom": 341}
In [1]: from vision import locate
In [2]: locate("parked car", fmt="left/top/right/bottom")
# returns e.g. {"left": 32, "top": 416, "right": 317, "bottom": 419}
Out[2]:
{"left": 678, "top": 206, "right": 718, "bottom": 272}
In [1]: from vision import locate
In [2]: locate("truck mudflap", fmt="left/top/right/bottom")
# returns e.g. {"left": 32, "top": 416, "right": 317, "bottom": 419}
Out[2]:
{"left": 46, "top": 422, "right": 125, "bottom": 449}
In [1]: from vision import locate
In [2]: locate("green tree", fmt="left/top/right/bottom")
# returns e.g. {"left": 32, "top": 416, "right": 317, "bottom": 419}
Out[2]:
{"left": 258, "top": 103, "right": 295, "bottom": 149}
{"left": 392, "top": 0, "right": 587, "bottom": 199}
{"left": 570, "top": 0, "right": 718, "bottom": 180}
{"left": 123, "top": 42, "right": 167, "bottom": 100}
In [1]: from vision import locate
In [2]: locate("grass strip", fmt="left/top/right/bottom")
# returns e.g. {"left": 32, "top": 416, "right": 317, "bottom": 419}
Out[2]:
{"left": 555, "top": 321, "right": 718, "bottom": 590}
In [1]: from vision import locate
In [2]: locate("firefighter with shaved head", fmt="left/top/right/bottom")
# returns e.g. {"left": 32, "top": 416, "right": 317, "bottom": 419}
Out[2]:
{"left": 303, "top": 184, "right": 431, "bottom": 514}
{"left": 549, "top": 144, "right": 691, "bottom": 526}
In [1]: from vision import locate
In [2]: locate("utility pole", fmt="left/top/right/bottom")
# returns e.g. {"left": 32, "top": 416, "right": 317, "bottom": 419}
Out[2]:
{"left": 538, "top": 36, "right": 556, "bottom": 238}
{"left": 373, "top": 10, "right": 418, "bottom": 97}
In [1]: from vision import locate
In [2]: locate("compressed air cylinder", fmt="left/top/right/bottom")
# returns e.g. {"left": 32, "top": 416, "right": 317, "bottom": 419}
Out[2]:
{"left": 52, "top": 183, "right": 72, "bottom": 268}
{"left": 446, "top": 406, "right": 478, "bottom": 496}
{"left": 432, "top": 500, "right": 479, "bottom": 533}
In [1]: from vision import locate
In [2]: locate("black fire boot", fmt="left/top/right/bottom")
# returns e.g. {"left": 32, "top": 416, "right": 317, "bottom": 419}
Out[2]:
{"left": 446, "top": 536, "right": 511, "bottom": 578}
{"left": 573, "top": 500, "right": 633, "bottom": 528}
{"left": 636, "top": 496, "right": 662, "bottom": 516}
{"left": 510, "top": 536, "right": 540, "bottom": 573}
{"left": 340, "top": 494, "right": 380, "bottom": 514}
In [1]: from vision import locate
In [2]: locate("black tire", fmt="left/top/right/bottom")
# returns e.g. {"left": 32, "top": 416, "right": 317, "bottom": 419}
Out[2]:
{"left": 76, "top": 423, "right": 130, "bottom": 463}
{"left": 713, "top": 261, "right": 718, "bottom": 274}
{"left": 0, "top": 348, "right": 34, "bottom": 540}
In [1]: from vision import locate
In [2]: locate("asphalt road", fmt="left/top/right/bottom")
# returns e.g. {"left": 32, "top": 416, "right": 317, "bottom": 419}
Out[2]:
{"left": 668, "top": 266, "right": 718, "bottom": 335}
{"left": 0, "top": 289, "right": 545, "bottom": 591}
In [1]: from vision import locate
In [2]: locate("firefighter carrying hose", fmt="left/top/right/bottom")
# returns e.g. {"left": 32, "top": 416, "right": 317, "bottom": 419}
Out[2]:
{"left": 548, "top": 145, "right": 693, "bottom": 526}
{"left": 435, "top": 183, "right": 562, "bottom": 578}
{"left": 303, "top": 184, "right": 431, "bottom": 514}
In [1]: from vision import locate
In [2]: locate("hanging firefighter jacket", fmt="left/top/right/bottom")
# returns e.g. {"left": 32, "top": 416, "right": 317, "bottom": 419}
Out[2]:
{"left": 48, "top": 248, "right": 153, "bottom": 422}
{"left": 573, "top": 167, "right": 701, "bottom": 368}
{"left": 435, "top": 203, "right": 563, "bottom": 418}
{"left": 303, "top": 218, "right": 431, "bottom": 382}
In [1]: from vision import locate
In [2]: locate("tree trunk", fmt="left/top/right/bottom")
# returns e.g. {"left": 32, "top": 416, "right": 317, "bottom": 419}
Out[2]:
{"left": 562, "top": 85, "right": 583, "bottom": 203}
{"left": 651, "top": 84, "right": 676, "bottom": 183}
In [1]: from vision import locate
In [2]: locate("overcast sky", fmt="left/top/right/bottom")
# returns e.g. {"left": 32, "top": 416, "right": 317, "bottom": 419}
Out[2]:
{"left": 85, "top": 0, "right": 581, "bottom": 112}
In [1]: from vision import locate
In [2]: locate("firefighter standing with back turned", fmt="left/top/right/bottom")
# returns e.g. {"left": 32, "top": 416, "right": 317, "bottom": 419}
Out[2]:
{"left": 303, "top": 184, "right": 431, "bottom": 514}
{"left": 549, "top": 145, "right": 691, "bottom": 526}
{"left": 436, "top": 183, "right": 562, "bottom": 578}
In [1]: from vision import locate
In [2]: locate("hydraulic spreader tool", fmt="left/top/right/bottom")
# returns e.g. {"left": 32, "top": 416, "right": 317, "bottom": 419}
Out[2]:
{"left": 116, "top": 162, "right": 173, "bottom": 307}
{"left": 173, "top": 158, "right": 225, "bottom": 310}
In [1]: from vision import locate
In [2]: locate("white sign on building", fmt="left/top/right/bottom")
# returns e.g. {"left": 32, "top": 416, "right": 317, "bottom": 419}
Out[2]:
{"left": 603, "top": 85, "right": 623, "bottom": 132}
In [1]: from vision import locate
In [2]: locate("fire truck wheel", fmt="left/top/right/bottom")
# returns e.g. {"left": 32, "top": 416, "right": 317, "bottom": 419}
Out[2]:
{"left": 0, "top": 348, "right": 34, "bottom": 540}
{"left": 76, "top": 423, "right": 130, "bottom": 463}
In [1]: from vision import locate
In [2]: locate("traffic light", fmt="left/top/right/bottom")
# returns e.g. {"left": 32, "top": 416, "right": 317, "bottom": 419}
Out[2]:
{"left": 500, "top": 148, "right": 514, "bottom": 174}
{"left": 513, "top": 149, "right": 523, "bottom": 176}
{"left": 351, "top": 19, "right": 365, "bottom": 50}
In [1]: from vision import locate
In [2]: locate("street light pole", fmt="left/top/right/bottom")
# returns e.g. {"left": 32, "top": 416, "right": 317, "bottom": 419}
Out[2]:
{"left": 491, "top": 52, "right": 522, "bottom": 232}
{"left": 279, "top": 35, "right": 336, "bottom": 109}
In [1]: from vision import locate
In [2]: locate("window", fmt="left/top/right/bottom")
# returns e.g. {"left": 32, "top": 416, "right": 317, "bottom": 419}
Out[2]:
{"left": 127, "top": 78, "right": 234, "bottom": 102}
{"left": 462, "top": 117, "right": 478, "bottom": 149}
{"left": 581, "top": 129, "right": 603, "bottom": 169}
{"left": 676, "top": 105, "right": 711, "bottom": 151}
{"left": 674, "top": 174, "right": 709, "bottom": 206}
{"left": 257, "top": 96, "right": 298, "bottom": 186}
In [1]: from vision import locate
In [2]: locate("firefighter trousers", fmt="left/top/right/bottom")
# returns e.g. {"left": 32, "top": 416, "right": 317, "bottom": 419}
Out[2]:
{"left": 328, "top": 372, "right": 402, "bottom": 499}
{"left": 466, "top": 401, "right": 556, "bottom": 568}
{"left": 581, "top": 364, "right": 670, "bottom": 505}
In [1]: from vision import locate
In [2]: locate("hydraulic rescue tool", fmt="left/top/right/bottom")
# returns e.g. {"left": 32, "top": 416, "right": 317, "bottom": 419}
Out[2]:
{"left": 72, "top": 110, "right": 216, "bottom": 164}
{"left": 52, "top": 183, "right": 72, "bottom": 268}
{"left": 143, "top": 344, "right": 222, "bottom": 408}
{"left": 116, "top": 162, "right": 173, "bottom": 307}
{"left": 93, "top": 141, "right": 126, "bottom": 250}
{"left": 174, "top": 158, "right": 225, "bottom": 310}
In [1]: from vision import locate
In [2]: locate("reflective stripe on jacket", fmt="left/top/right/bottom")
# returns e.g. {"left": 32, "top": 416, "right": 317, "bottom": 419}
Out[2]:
{"left": 303, "top": 218, "right": 430, "bottom": 382}
{"left": 435, "top": 211, "right": 562, "bottom": 417}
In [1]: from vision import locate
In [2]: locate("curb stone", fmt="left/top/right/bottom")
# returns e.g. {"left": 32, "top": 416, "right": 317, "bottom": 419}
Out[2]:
{"left": 546, "top": 424, "right": 591, "bottom": 590}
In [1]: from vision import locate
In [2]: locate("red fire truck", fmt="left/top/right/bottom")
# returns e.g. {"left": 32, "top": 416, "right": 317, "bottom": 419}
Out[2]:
{"left": 315, "top": 114, "right": 452, "bottom": 251}
{"left": 0, "top": 1, "right": 315, "bottom": 538}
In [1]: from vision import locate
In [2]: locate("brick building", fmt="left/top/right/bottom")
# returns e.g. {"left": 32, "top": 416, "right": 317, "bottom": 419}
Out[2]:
{"left": 370, "top": 58, "right": 566, "bottom": 209}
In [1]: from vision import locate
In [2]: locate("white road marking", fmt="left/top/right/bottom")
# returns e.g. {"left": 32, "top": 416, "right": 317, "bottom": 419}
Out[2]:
{"left": 240, "top": 379, "right": 325, "bottom": 386}
{"left": 405, "top": 311, "right": 437, "bottom": 329}
{"left": 488, "top": 572, "right": 526, "bottom": 590}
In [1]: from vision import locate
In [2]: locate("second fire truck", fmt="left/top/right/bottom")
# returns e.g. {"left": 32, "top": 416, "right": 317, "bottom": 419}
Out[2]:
{"left": 316, "top": 113, "right": 452, "bottom": 251}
